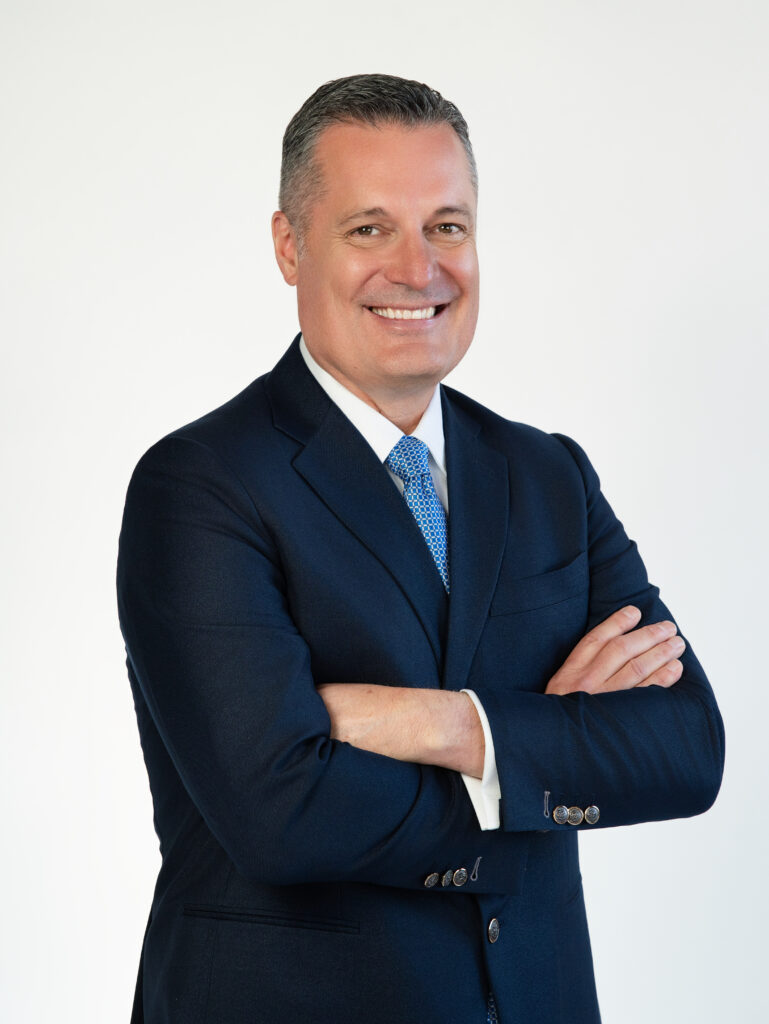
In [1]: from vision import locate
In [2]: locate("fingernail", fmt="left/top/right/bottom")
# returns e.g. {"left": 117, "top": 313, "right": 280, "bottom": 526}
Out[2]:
{"left": 670, "top": 637, "right": 685, "bottom": 654}
{"left": 623, "top": 606, "right": 641, "bottom": 619}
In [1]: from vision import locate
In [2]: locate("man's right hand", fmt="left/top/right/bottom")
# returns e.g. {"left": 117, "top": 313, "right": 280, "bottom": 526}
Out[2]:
{"left": 545, "top": 606, "right": 685, "bottom": 696}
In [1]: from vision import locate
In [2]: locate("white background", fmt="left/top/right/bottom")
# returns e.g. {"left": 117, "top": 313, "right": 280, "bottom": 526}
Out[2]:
{"left": 2, "top": 2, "right": 767, "bottom": 1020}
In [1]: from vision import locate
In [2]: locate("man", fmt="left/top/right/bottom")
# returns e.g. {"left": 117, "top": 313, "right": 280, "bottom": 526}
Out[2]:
{"left": 117, "top": 75, "right": 724, "bottom": 1024}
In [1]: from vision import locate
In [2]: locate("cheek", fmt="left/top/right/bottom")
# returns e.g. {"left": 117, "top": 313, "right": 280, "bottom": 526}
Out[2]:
{"left": 446, "top": 248, "right": 479, "bottom": 300}
{"left": 320, "top": 244, "right": 376, "bottom": 292}
{"left": 297, "top": 260, "right": 357, "bottom": 325}
{"left": 462, "top": 255, "right": 480, "bottom": 295}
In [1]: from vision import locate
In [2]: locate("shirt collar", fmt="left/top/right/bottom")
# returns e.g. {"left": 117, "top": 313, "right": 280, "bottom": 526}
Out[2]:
{"left": 299, "top": 335, "right": 446, "bottom": 472}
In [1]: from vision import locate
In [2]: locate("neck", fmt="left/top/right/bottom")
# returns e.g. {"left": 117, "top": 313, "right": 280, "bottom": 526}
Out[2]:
{"left": 337, "top": 378, "right": 435, "bottom": 435}
{"left": 370, "top": 394, "right": 431, "bottom": 436}
{"left": 305, "top": 346, "right": 436, "bottom": 435}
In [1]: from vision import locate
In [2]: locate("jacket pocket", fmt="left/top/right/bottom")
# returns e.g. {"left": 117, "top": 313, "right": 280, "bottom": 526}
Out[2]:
{"left": 490, "top": 550, "right": 589, "bottom": 616}
{"left": 183, "top": 903, "right": 359, "bottom": 935}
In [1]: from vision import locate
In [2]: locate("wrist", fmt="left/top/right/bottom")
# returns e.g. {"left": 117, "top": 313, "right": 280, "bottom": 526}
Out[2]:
{"left": 425, "top": 690, "right": 485, "bottom": 778}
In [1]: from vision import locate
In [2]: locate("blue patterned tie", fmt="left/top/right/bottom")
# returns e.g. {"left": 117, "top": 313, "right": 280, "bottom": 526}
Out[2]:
{"left": 385, "top": 435, "right": 450, "bottom": 593}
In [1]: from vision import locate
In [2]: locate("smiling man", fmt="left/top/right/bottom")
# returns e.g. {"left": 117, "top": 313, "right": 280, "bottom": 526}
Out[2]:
{"left": 118, "top": 75, "right": 724, "bottom": 1024}
{"left": 272, "top": 118, "right": 479, "bottom": 434}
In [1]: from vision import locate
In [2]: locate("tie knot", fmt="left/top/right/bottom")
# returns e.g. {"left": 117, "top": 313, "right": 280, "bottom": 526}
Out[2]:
{"left": 385, "top": 435, "right": 432, "bottom": 483}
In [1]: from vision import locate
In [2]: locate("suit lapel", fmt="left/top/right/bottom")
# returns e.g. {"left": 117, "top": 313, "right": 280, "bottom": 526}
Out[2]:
{"left": 267, "top": 338, "right": 448, "bottom": 670}
{"left": 441, "top": 388, "right": 510, "bottom": 692}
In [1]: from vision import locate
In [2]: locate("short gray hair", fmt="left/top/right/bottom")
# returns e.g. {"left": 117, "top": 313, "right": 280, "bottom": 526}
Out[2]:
{"left": 279, "top": 73, "right": 477, "bottom": 240}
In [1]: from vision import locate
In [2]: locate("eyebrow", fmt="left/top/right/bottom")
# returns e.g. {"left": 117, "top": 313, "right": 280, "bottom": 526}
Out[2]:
{"left": 433, "top": 205, "right": 474, "bottom": 220}
{"left": 337, "top": 207, "right": 388, "bottom": 228}
{"left": 337, "top": 204, "right": 474, "bottom": 228}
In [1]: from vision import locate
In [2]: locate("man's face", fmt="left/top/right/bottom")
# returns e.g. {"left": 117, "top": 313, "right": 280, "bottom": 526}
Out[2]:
{"left": 273, "top": 120, "right": 479, "bottom": 409}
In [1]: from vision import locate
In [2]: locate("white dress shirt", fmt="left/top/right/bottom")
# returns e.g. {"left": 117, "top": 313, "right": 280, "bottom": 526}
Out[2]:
{"left": 299, "top": 336, "right": 501, "bottom": 830}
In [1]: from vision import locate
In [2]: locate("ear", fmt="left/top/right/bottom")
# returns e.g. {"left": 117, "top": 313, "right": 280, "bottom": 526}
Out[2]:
{"left": 272, "top": 211, "right": 299, "bottom": 286}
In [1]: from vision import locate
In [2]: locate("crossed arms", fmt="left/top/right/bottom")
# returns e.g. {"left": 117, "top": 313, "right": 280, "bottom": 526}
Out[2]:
{"left": 117, "top": 429, "right": 724, "bottom": 893}
{"left": 318, "top": 606, "right": 688, "bottom": 781}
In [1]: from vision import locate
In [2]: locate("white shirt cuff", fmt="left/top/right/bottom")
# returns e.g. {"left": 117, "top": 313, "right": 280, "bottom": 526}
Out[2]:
{"left": 459, "top": 689, "right": 501, "bottom": 830}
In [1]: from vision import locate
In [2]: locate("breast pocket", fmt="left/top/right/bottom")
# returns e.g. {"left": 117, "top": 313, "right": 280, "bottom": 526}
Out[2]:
{"left": 472, "top": 551, "right": 590, "bottom": 695}
{"left": 489, "top": 550, "right": 589, "bottom": 616}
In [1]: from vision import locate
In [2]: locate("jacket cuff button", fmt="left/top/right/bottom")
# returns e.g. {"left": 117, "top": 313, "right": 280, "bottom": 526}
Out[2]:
{"left": 424, "top": 872, "right": 440, "bottom": 888}
{"left": 452, "top": 868, "right": 468, "bottom": 886}
{"left": 441, "top": 870, "right": 454, "bottom": 887}
{"left": 567, "top": 806, "right": 584, "bottom": 825}
{"left": 553, "top": 805, "right": 569, "bottom": 825}
{"left": 584, "top": 805, "right": 600, "bottom": 825}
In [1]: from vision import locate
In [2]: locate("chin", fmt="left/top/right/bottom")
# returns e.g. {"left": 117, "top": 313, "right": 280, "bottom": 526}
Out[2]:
{"left": 377, "top": 354, "right": 454, "bottom": 390}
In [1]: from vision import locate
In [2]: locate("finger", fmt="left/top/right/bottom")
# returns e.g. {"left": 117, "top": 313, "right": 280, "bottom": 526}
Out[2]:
{"left": 597, "top": 636, "right": 686, "bottom": 693}
{"left": 635, "top": 657, "right": 684, "bottom": 689}
{"left": 563, "top": 606, "right": 642, "bottom": 671}
{"left": 586, "top": 620, "right": 679, "bottom": 687}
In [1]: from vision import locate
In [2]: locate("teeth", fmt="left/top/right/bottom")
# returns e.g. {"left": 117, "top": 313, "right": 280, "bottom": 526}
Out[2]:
{"left": 370, "top": 306, "right": 437, "bottom": 320}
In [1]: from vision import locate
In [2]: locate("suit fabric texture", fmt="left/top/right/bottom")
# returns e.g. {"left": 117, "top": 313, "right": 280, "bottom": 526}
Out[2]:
{"left": 117, "top": 336, "right": 725, "bottom": 1024}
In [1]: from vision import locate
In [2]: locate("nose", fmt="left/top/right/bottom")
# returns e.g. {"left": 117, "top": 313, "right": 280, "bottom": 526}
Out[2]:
{"left": 383, "top": 231, "right": 437, "bottom": 292}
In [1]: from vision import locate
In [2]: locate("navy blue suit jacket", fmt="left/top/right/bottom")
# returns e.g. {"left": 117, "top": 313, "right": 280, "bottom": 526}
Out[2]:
{"left": 117, "top": 336, "right": 724, "bottom": 1023}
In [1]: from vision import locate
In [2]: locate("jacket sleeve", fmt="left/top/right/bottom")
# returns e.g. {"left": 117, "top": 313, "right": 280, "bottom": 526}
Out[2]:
{"left": 117, "top": 434, "right": 531, "bottom": 893}
{"left": 473, "top": 433, "right": 725, "bottom": 834}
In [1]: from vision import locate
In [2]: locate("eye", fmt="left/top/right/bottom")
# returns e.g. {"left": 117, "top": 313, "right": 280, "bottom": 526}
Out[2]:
{"left": 434, "top": 222, "right": 468, "bottom": 241}
{"left": 349, "top": 225, "right": 380, "bottom": 237}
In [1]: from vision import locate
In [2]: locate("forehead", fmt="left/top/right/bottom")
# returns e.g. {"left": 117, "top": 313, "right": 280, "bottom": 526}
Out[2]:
{"left": 310, "top": 121, "right": 476, "bottom": 219}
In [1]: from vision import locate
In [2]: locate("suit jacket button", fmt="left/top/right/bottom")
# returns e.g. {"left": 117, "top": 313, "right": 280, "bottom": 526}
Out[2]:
{"left": 424, "top": 872, "right": 440, "bottom": 888}
{"left": 487, "top": 918, "right": 500, "bottom": 943}
{"left": 567, "top": 806, "right": 584, "bottom": 825}
{"left": 441, "top": 870, "right": 454, "bottom": 887}
{"left": 452, "top": 868, "right": 468, "bottom": 887}
{"left": 553, "top": 805, "right": 569, "bottom": 825}
{"left": 584, "top": 805, "right": 600, "bottom": 825}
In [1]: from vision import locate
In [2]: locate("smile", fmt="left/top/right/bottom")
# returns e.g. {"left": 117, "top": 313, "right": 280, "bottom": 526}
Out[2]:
{"left": 368, "top": 305, "right": 446, "bottom": 320}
